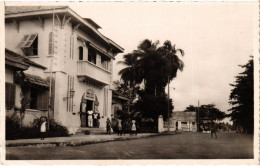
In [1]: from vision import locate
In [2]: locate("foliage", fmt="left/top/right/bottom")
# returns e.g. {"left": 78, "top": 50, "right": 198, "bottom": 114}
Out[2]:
{"left": 15, "top": 71, "right": 31, "bottom": 127}
{"left": 6, "top": 115, "right": 21, "bottom": 140}
{"left": 117, "top": 39, "right": 184, "bottom": 122}
{"left": 113, "top": 80, "right": 140, "bottom": 103}
{"left": 184, "top": 104, "right": 226, "bottom": 121}
{"left": 134, "top": 92, "right": 174, "bottom": 121}
{"left": 6, "top": 116, "right": 69, "bottom": 140}
{"left": 228, "top": 57, "right": 254, "bottom": 134}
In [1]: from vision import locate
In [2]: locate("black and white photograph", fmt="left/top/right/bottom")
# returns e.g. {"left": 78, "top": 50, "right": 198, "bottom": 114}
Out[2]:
{"left": 2, "top": 1, "right": 258, "bottom": 163}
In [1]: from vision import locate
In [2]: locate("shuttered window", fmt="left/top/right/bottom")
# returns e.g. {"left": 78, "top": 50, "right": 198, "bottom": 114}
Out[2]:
{"left": 18, "top": 34, "right": 38, "bottom": 56}
{"left": 48, "top": 32, "right": 53, "bottom": 55}
{"left": 18, "top": 34, "right": 38, "bottom": 48}
{"left": 5, "top": 83, "right": 16, "bottom": 107}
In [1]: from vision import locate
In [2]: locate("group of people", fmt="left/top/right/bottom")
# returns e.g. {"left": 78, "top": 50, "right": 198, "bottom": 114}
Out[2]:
{"left": 106, "top": 118, "right": 138, "bottom": 135}
{"left": 87, "top": 110, "right": 100, "bottom": 127}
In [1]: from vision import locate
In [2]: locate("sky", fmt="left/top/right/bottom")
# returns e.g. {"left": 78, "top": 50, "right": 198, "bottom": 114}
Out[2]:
{"left": 70, "top": 2, "right": 257, "bottom": 119}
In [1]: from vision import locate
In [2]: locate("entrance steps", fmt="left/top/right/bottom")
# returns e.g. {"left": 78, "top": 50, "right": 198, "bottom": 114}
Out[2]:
{"left": 75, "top": 127, "right": 106, "bottom": 135}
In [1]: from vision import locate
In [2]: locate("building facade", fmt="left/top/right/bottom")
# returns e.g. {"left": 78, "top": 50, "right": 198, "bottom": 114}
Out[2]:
{"left": 5, "top": 49, "right": 49, "bottom": 126}
{"left": 5, "top": 6, "right": 124, "bottom": 133}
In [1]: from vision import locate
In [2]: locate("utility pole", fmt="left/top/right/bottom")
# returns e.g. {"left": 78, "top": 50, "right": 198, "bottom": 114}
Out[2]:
{"left": 48, "top": 9, "right": 55, "bottom": 130}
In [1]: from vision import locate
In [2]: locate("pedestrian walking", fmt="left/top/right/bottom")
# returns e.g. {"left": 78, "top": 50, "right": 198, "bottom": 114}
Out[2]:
{"left": 117, "top": 119, "right": 123, "bottom": 135}
{"left": 130, "top": 120, "right": 137, "bottom": 135}
{"left": 211, "top": 126, "right": 217, "bottom": 139}
{"left": 40, "top": 117, "right": 47, "bottom": 140}
{"left": 106, "top": 118, "right": 111, "bottom": 135}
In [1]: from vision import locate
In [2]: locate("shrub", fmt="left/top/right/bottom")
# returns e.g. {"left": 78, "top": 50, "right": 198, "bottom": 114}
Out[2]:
{"left": 6, "top": 116, "right": 69, "bottom": 140}
{"left": 6, "top": 115, "right": 21, "bottom": 140}
{"left": 32, "top": 118, "right": 69, "bottom": 137}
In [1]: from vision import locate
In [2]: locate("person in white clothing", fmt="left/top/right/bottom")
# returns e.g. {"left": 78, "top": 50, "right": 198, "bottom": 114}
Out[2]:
{"left": 40, "top": 118, "right": 47, "bottom": 140}
{"left": 87, "top": 110, "right": 93, "bottom": 127}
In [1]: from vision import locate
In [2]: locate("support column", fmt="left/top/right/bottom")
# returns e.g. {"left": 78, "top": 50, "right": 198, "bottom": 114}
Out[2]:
{"left": 158, "top": 115, "right": 164, "bottom": 133}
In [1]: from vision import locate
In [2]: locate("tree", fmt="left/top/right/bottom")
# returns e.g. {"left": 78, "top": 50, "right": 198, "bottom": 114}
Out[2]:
{"left": 184, "top": 104, "right": 226, "bottom": 121}
{"left": 228, "top": 57, "right": 254, "bottom": 133}
{"left": 15, "top": 71, "right": 31, "bottom": 127}
{"left": 118, "top": 39, "right": 184, "bottom": 121}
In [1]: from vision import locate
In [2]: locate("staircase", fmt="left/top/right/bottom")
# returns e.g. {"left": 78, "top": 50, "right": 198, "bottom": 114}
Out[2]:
{"left": 75, "top": 127, "right": 106, "bottom": 135}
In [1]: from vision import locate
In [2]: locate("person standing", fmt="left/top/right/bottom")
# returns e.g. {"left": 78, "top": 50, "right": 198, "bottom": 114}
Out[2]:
{"left": 93, "top": 111, "right": 98, "bottom": 127}
{"left": 87, "top": 110, "right": 93, "bottom": 127}
{"left": 117, "top": 119, "right": 123, "bottom": 135}
{"left": 130, "top": 120, "right": 137, "bottom": 135}
{"left": 211, "top": 125, "right": 217, "bottom": 139}
{"left": 106, "top": 118, "right": 111, "bottom": 135}
{"left": 40, "top": 117, "right": 47, "bottom": 140}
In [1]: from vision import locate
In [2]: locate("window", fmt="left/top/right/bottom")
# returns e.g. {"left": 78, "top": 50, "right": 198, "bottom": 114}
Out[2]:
{"left": 181, "top": 122, "right": 187, "bottom": 124}
{"left": 88, "top": 48, "right": 96, "bottom": 64}
{"left": 5, "top": 83, "right": 15, "bottom": 108}
{"left": 79, "top": 46, "right": 83, "bottom": 60}
{"left": 27, "top": 88, "right": 48, "bottom": 110}
{"left": 18, "top": 34, "right": 38, "bottom": 56}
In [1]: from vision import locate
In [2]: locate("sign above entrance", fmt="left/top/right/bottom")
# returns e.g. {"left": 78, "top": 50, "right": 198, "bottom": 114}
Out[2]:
{"left": 84, "top": 89, "right": 95, "bottom": 101}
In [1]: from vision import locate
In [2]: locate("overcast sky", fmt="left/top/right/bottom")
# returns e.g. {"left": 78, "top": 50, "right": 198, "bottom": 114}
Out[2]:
{"left": 71, "top": 2, "right": 257, "bottom": 118}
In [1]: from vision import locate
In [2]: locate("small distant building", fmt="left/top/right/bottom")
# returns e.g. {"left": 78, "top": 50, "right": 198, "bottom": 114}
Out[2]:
{"left": 171, "top": 111, "right": 197, "bottom": 132}
{"left": 111, "top": 91, "right": 129, "bottom": 119}
{"left": 158, "top": 111, "right": 197, "bottom": 133}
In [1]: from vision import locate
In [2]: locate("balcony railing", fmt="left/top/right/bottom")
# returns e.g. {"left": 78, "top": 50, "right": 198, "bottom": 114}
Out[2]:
{"left": 77, "top": 61, "right": 111, "bottom": 85}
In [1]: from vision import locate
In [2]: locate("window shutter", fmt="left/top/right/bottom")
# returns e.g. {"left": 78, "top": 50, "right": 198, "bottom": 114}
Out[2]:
{"left": 5, "top": 83, "right": 15, "bottom": 107}
{"left": 18, "top": 35, "right": 30, "bottom": 47}
{"left": 37, "top": 89, "right": 43, "bottom": 110}
{"left": 22, "top": 34, "right": 38, "bottom": 48}
{"left": 42, "top": 90, "right": 49, "bottom": 110}
{"left": 49, "top": 32, "right": 53, "bottom": 55}
{"left": 37, "top": 89, "right": 48, "bottom": 110}
{"left": 96, "top": 54, "right": 101, "bottom": 67}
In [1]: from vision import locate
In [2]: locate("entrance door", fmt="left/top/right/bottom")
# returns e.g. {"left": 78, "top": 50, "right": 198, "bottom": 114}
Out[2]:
{"left": 86, "top": 100, "right": 94, "bottom": 127}
{"left": 80, "top": 102, "right": 87, "bottom": 127}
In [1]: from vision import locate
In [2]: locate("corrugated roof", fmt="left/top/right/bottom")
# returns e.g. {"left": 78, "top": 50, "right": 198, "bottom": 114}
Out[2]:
{"left": 5, "top": 49, "right": 29, "bottom": 70}
{"left": 24, "top": 73, "right": 49, "bottom": 88}
{"left": 5, "top": 48, "right": 47, "bottom": 69}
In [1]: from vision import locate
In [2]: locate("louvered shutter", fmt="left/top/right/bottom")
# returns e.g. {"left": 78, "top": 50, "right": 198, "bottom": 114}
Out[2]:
{"left": 18, "top": 35, "right": 30, "bottom": 47}
{"left": 22, "top": 34, "right": 38, "bottom": 48}
{"left": 48, "top": 32, "right": 53, "bottom": 55}
{"left": 37, "top": 89, "right": 48, "bottom": 110}
{"left": 5, "top": 83, "right": 15, "bottom": 107}
{"left": 96, "top": 54, "right": 101, "bottom": 67}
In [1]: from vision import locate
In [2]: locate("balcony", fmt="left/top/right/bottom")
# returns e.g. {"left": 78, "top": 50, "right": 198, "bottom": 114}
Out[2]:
{"left": 77, "top": 61, "right": 111, "bottom": 86}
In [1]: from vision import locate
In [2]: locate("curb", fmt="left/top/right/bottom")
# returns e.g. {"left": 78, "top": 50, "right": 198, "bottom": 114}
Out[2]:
{"left": 6, "top": 134, "right": 159, "bottom": 147}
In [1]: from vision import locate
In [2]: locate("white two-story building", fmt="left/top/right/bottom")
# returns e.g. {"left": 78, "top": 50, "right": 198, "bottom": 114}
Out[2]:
{"left": 5, "top": 6, "right": 124, "bottom": 133}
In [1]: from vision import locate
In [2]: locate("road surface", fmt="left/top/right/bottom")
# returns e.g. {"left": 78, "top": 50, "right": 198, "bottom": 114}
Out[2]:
{"left": 6, "top": 132, "right": 253, "bottom": 159}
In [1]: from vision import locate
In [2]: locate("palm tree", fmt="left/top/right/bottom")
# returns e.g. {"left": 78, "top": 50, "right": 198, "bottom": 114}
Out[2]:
{"left": 117, "top": 53, "right": 140, "bottom": 112}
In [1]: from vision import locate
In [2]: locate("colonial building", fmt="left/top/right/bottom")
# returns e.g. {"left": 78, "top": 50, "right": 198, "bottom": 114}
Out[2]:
{"left": 5, "top": 6, "right": 124, "bottom": 133}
